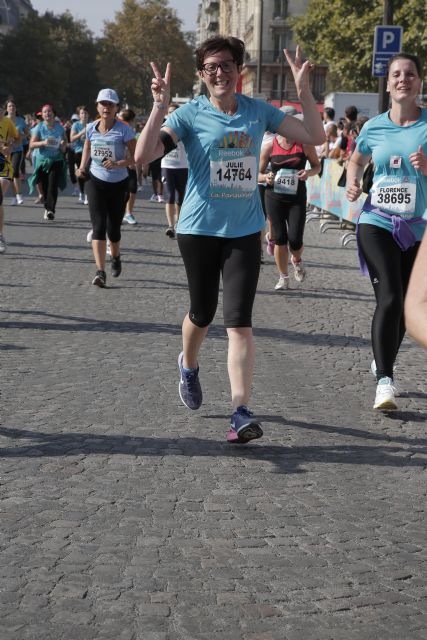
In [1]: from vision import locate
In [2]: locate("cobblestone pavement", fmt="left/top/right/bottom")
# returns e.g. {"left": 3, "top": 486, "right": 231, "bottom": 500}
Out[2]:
{"left": 1, "top": 184, "right": 426, "bottom": 640}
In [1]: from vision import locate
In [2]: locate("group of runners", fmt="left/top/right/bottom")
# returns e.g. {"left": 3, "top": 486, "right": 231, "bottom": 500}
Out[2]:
{"left": 0, "top": 35, "right": 426, "bottom": 437}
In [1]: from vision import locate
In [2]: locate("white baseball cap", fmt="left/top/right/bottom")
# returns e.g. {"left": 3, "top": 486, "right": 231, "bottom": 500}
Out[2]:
{"left": 96, "top": 88, "right": 119, "bottom": 104}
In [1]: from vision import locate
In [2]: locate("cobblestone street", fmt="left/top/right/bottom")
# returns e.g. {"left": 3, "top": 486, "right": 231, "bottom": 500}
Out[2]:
{"left": 1, "top": 187, "right": 426, "bottom": 640}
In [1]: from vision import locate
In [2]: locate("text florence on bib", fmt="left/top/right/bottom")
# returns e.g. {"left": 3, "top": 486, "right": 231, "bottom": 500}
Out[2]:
{"left": 210, "top": 147, "right": 257, "bottom": 199}
{"left": 371, "top": 175, "right": 417, "bottom": 219}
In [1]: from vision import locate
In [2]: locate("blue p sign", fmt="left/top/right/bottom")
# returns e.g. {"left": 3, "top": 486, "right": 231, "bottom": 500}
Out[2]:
{"left": 372, "top": 25, "right": 403, "bottom": 77}
{"left": 374, "top": 25, "right": 403, "bottom": 54}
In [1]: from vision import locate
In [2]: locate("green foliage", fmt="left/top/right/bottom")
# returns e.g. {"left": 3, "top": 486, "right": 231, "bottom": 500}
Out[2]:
{"left": 291, "top": 0, "right": 427, "bottom": 93}
{"left": 98, "top": 0, "right": 195, "bottom": 112}
{"left": 0, "top": 11, "right": 98, "bottom": 115}
{"left": 0, "top": 1, "right": 196, "bottom": 117}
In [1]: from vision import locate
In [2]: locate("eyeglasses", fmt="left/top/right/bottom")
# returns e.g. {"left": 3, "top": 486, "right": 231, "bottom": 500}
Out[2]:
{"left": 201, "top": 60, "right": 236, "bottom": 75}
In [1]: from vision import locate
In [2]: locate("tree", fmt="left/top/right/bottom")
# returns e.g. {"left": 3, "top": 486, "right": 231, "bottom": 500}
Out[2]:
{"left": 291, "top": 0, "right": 427, "bottom": 93}
{"left": 97, "top": 0, "right": 195, "bottom": 112}
{"left": 0, "top": 11, "right": 98, "bottom": 116}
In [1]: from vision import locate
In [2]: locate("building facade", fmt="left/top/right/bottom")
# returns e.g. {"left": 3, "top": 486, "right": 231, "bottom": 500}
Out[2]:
{"left": 196, "top": 0, "right": 326, "bottom": 104}
{"left": 0, "top": 0, "right": 33, "bottom": 34}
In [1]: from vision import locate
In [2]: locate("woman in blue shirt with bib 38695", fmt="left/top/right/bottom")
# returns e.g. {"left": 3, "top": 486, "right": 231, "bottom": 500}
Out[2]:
{"left": 347, "top": 53, "right": 427, "bottom": 412}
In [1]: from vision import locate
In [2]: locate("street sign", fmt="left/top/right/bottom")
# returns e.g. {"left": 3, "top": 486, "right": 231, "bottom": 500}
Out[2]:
{"left": 372, "top": 25, "right": 403, "bottom": 77}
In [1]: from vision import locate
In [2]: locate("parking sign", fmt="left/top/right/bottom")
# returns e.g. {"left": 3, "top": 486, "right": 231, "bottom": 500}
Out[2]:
{"left": 372, "top": 25, "right": 403, "bottom": 77}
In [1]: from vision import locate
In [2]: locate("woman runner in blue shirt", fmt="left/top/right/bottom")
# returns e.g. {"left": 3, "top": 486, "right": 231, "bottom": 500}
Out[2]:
{"left": 347, "top": 53, "right": 427, "bottom": 411}
{"left": 135, "top": 37, "right": 324, "bottom": 443}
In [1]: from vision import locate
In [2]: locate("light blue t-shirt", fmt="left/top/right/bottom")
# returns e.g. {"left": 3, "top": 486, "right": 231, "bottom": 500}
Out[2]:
{"left": 87, "top": 119, "right": 134, "bottom": 183}
{"left": 357, "top": 108, "right": 427, "bottom": 240}
{"left": 33, "top": 121, "right": 65, "bottom": 161}
{"left": 165, "top": 94, "right": 285, "bottom": 237}
{"left": 9, "top": 115, "right": 26, "bottom": 153}
{"left": 70, "top": 121, "right": 86, "bottom": 153}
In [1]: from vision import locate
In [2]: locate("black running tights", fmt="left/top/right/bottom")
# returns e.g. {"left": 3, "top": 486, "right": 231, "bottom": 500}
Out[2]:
{"left": 358, "top": 224, "right": 420, "bottom": 379}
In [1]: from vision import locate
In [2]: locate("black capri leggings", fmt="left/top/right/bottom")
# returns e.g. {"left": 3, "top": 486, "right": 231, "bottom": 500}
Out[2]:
{"left": 265, "top": 191, "right": 306, "bottom": 249}
{"left": 11, "top": 151, "right": 23, "bottom": 179}
{"left": 127, "top": 168, "right": 137, "bottom": 195}
{"left": 358, "top": 223, "right": 420, "bottom": 379}
{"left": 86, "top": 174, "right": 129, "bottom": 243}
{"left": 162, "top": 168, "right": 188, "bottom": 205}
{"left": 177, "top": 232, "right": 261, "bottom": 328}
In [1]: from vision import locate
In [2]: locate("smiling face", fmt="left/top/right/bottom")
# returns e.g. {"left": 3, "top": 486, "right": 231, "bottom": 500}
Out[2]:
{"left": 387, "top": 58, "right": 422, "bottom": 105}
{"left": 199, "top": 48, "right": 241, "bottom": 101}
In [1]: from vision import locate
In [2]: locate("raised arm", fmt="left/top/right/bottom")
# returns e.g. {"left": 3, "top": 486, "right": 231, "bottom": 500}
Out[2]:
{"left": 277, "top": 46, "right": 325, "bottom": 146}
{"left": 134, "top": 62, "right": 178, "bottom": 165}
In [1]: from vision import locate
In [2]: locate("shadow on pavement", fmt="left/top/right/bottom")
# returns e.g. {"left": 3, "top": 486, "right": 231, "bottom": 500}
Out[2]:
{"left": 1, "top": 419, "right": 426, "bottom": 475}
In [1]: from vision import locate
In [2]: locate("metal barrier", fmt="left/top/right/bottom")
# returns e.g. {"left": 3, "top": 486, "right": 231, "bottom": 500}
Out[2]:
{"left": 306, "top": 159, "right": 365, "bottom": 247}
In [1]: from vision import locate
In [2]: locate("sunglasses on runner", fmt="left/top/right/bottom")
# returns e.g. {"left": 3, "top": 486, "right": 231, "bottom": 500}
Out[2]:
{"left": 98, "top": 101, "right": 115, "bottom": 106}
{"left": 201, "top": 60, "right": 236, "bottom": 75}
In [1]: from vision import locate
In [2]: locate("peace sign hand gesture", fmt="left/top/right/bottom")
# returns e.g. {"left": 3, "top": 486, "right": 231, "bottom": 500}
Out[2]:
{"left": 150, "top": 61, "right": 171, "bottom": 107}
{"left": 283, "top": 45, "right": 313, "bottom": 98}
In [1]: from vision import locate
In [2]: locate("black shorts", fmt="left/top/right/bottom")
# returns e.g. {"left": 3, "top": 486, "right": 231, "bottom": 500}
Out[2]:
{"left": 127, "top": 168, "right": 137, "bottom": 194}
{"left": 11, "top": 151, "right": 23, "bottom": 179}
{"left": 149, "top": 158, "right": 162, "bottom": 181}
{"left": 162, "top": 168, "right": 188, "bottom": 204}
{"left": 177, "top": 232, "right": 261, "bottom": 328}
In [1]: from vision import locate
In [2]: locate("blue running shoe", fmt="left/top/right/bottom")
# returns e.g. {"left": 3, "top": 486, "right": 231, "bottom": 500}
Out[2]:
{"left": 178, "top": 351, "right": 202, "bottom": 410}
{"left": 227, "top": 406, "right": 263, "bottom": 444}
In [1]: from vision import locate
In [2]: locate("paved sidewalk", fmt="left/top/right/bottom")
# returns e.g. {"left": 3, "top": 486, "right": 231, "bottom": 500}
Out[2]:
{"left": 1, "top": 187, "right": 426, "bottom": 640}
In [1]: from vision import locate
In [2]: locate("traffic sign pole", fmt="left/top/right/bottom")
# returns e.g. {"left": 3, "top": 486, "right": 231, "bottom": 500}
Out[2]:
{"left": 377, "top": 0, "right": 393, "bottom": 112}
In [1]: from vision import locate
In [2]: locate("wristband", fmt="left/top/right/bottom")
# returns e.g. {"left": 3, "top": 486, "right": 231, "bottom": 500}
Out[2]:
{"left": 153, "top": 102, "right": 167, "bottom": 110}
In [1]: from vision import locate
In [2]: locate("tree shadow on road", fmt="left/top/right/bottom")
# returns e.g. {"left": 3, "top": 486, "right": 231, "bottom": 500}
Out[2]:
{"left": 0, "top": 308, "right": 374, "bottom": 348}
{"left": 1, "top": 415, "right": 426, "bottom": 475}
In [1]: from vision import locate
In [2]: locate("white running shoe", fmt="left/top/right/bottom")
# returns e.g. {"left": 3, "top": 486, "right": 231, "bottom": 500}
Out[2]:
{"left": 84, "top": 195, "right": 89, "bottom": 205}
{"left": 78, "top": 193, "right": 84, "bottom": 204}
{"left": 291, "top": 257, "right": 306, "bottom": 282}
{"left": 0, "top": 234, "right": 7, "bottom": 253}
{"left": 149, "top": 194, "right": 158, "bottom": 202}
{"left": 16, "top": 194, "right": 24, "bottom": 205}
{"left": 124, "top": 213, "right": 137, "bottom": 225}
{"left": 43, "top": 210, "right": 55, "bottom": 220}
{"left": 9, "top": 196, "right": 17, "bottom": 206}
{"left": 274, "top": 275, "right": 289, "bottom": 290}
{"left": 370, "top": 360, "right": 400, "bottom": 396}
{"left": 373, "top": 377, "right": 397, "bottom": 411}
{"left": 157, "top": 195, "right": 165, "bottom": 203}
{"left": 86, "top": 229, "right": 93, "bottom": 243}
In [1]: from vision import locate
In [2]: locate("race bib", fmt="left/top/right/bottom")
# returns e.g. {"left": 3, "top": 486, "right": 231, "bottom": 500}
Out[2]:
{"left": 210, "top": 149, "right": 256, "bottom": 199}
{"left": 46, "top": 137, "right": 61, "bottom": 149}
{"left": 371, "top": 175, "right": 416, "bottom": 218}
{"left": 165, "top": 148, "right": 179, "bottom": 161}
{"left": 91, "top": 140, "right": 116, "bottom": 164}
{"left": 274, "top": 168, "right": 298, "bottom": 194}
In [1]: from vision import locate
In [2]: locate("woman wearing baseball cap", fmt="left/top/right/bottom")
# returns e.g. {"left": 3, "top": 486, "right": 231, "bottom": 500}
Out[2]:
{"left": 77, "top": 89, "right": 136, "bottom": 287}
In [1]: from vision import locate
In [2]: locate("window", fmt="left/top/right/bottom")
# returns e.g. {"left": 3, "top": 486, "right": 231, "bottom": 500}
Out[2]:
{"left": 273, "top": 0, "right": 288, "bottom": 18}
